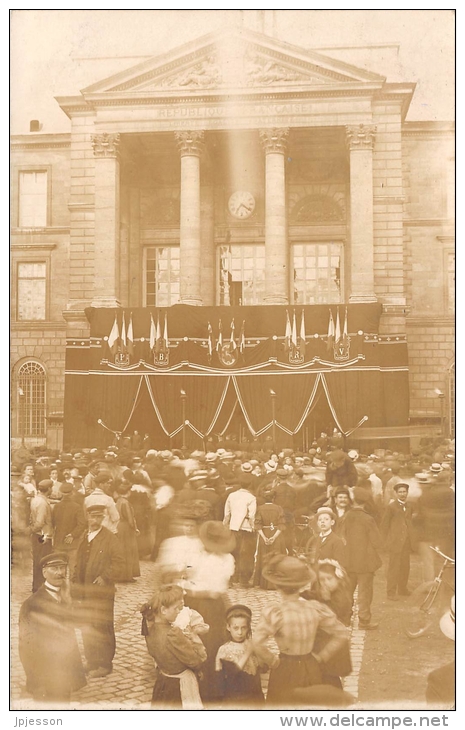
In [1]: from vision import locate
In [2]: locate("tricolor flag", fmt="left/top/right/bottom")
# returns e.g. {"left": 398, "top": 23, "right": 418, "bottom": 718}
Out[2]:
{"left": 230, "top": 319, "right": 237, "bottom": 350}
{"left": 207, "top": 322, "right": 213, "bottom": 359}
{"left": 327, "top": 310, "right": 335, "bottom": 351}
{"left": 127, "top": 313, "right": 134, "bottom": 356}
{"left": 300, "top": 309, "right": 306, "bottom": 359}
{"left": 216, "top": 319, "right": 223, "bottom": 351}
{"left": 343, "top": 307, "right": 348, "bottom": 340}
{"left": 155, "top": 314, "right": 162, "bottom": 354}
{"left": 108, "top": 315, "right": 120, "bottom": 355}
{"left": 149, "top": 314, "right": 156, "bottom": 351}
{"left": 335, "top": 308, "right": 341, "bottom": 345}
{"left": 284, "top": 310, "right": 292, "bottom": 352}
{"left": 163, "top": 312, "right": 169, "bottom": 350}
{"left": 239, "top": 320, "right": 246, "bottom": 355}
{"left": 291, "top": 310, "right": 298, "bottom": 348}
{"left": 121, "top": 311, "right": 127, "bottom": 351}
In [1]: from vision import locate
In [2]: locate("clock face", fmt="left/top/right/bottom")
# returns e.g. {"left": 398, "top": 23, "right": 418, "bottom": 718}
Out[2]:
{"left": 228, "top": 191, "right": 256, "bottom": 219}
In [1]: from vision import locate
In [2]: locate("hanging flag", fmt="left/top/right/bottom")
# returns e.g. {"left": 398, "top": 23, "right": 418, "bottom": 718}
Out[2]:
{"left": 343, "top": 307, "right": 348, "bottom": 341}
{"left": 327, "top": 310, "right": 335, "bottom": 351}
{"left": 163, "top": 312, "right": 169, "bottom": 350}
{"left": 284, "top": 310, "right": 291, "bottom": 352}
{"left": 335, "top": 308, "right": 341, "bottom": 345}
{"left": 239, "top": 320, "right": 246, "bottom": 355}
{"left": 108, "top": 315, "right": 120, "bottom": 355}
{"left": 230, "top": 319, "right": 237, "bottom": 350}
{"left": 155, "top": 313, "right": 162, "bottom": 354}
{"left": 300, "top": 309, "right": 306, "bottom": 359}
{"left": 121, "top": 311, "right": 127, "bottom": 352}
{"left": 291, "top": 310, "right": 298, "bottom": 348}
{"left": 216, "top": 319, "right": 223, "bottom": 351}
{"left": 207, "top": 322, "right": 213, "bottom": 359}
{"left": 149, "top": 314, "right": 156, "bottom": 351}
{"left": 127, "top": 313, "right": 134, "bottom": 356}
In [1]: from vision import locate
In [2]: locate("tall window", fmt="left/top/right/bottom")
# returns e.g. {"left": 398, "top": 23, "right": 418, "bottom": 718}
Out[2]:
{"left": 17, "top": 361, "right": 46, "bottom": 438}
{"left": 292, "top": 242, "right": 343, "bottom": 304}
{"left": 218, "top": 244, "right": 265, "bottom": 305}
{"left": 19, "top": 171, "right": 47, "bottom": 227}
{"left": 17, "top": 262, "right": 46, "bottom": 320}
{"left": 144, "top": 246, "right": 180, "bottom": 307}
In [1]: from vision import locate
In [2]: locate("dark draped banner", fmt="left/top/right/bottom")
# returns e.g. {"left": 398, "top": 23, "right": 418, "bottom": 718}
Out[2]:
{"left": 63, "top": 303, "right": 410, "bottom": 450}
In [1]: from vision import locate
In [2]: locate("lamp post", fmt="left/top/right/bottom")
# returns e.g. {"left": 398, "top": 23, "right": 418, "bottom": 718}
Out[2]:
{"left": 180, "top": 389, "right": 188, "bottom": 450}
{"left": 270, "top": 389, "right": 277, "bottom": 448}
{"left": 435, "top": 389, "right": 445, "bottom": 438}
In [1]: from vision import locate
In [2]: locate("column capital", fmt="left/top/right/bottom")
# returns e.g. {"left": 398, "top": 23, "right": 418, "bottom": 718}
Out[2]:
{"left": 259, "top": 127, "right": 289, "bottom": 154}
{"left": 345, "top": 124, "right": 376, "bottom": 151}
{"left": 175, "top": 130, "right": 205, "bottom": 157}
{"left": 92, "top": 133, "right": 121, "bottom": 158}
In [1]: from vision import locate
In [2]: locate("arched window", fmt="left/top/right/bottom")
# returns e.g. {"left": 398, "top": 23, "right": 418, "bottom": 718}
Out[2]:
{"left": 17, "top": 361, "right": 46, "bottom": 437}
{"left": 448, "top": 362, "right": 455, "bottom": 438}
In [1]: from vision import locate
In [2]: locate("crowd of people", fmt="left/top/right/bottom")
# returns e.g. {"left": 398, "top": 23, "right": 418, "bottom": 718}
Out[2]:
{"left": 11, "top": 431, "right": 455, "bottom": 709}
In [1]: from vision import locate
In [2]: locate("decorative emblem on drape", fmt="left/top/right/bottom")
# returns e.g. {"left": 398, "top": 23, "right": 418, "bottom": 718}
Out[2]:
{"left": 150, "top": 312, "right": 170, "bottom": 367}
{"left": 107, "top": 312, "right": 134, "bottom": 368}
{"left": 284, "top": 309, "right": 306, "bottom": 364}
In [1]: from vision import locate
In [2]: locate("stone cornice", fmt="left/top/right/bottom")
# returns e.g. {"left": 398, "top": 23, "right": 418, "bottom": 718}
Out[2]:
{"left": 402, "top": 121, "right": 455, "bottom": 139}
{"left": 11, "top": 243, "right": 57, "bottom": 251}
{"left": 404, "top": 219, "right": 454, "bottom": 228}
{"left": 10, "top": 133, "right": 71, "bottom": 150}
{"left": 12, "top": 321, "right": 67, "bottom": 331}
{"left": 406, "top": 316, "right": 455, "bottom": 327}
{"left": 11, "top": 228, "right": 69, "bottom": 236}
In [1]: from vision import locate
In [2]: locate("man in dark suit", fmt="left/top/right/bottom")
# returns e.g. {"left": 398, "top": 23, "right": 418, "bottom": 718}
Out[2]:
{"left": 19, "top": 552, "right": 86, "bottom": 702}
{"left": 340, "top": 488, "right": 382, "bottom": 630}
{"left": 73, "top": 504, "right": 124, "bottom": 678}
{"left": 52, "top": 482, "right": 87, "bottom": 579}
{"left": 380, "top": 482, "right": 416, "bottom": 600}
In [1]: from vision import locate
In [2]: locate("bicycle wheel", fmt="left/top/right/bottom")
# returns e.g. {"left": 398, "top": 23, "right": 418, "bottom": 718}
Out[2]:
{"left": 403, "top": 581, "right": 439, "bottom": 639}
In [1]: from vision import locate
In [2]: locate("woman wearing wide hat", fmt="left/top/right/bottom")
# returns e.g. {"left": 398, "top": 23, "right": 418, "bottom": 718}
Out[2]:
{"left": 252, "top": 554, "right": 349, "bottom": 708}
{"left": 183, "top": 520, "right": 236, "bottom": 705}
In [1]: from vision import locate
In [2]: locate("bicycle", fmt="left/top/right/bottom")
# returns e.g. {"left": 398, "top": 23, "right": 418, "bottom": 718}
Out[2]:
{"left": 403, "top": 546, "right": 455, "bottom": 639}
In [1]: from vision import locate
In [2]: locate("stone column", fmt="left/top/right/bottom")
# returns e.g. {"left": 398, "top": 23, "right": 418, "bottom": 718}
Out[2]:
{"left": 175, "top": 130, "right": 205, "bottom": 305}
{"left": 346, "top": 124, "right": 377, "bottom": 303}
{"left": 91, "top": 132, "right": 121, "bottom": 307}
{"left": 260, "top": 127, "right": 289, "bottom": 305}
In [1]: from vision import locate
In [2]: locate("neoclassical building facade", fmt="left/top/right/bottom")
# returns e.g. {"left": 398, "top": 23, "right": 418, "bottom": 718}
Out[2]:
{"left": 10, "top": 28, "right": 454, "bottom": 449}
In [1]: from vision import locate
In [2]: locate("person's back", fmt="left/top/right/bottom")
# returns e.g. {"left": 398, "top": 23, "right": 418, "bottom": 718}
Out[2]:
{"left": 341, "top": 506, "right": 382, "bottom": 574}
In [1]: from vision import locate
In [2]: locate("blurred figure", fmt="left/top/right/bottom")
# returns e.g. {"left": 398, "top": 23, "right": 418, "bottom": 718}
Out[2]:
{"left": 19, "top": 552, "right": 86, "bottom": 703}
{"left": 426, "top": 596, "right": 455, "bottom": 709}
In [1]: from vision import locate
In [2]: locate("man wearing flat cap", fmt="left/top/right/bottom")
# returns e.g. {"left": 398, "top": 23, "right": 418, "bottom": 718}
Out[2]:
{"left": 73, "top": 504, "right": 124, "bottom": 678}
{"left": 29, "top": 479, "right": 54, "bottom": 592}
{"left": 19, "top": 552, "right": 86, "bottom": 702}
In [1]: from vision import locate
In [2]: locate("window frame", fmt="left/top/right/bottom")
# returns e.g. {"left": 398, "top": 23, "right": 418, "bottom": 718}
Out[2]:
{"left": 216, "top": 242, "right": 266, "bottom": 306}
{"left": 142, "top": 244, "right": 181, "bottom": 308}
{"left": 16, "top": 359, "right": 47, "bottom": 439}
{"left": 15, "top": 166, "right": 52, "bottom": 229}
{"left": 291, "top": 238, "right": 345, "bottom": 305}
{"left": 11, "top": 249, "right": 52, "bottom": 322}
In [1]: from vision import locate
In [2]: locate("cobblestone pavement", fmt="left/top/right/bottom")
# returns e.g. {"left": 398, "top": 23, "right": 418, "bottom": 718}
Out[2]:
{"left": 10, "top": 559, "right": 365, "bottom": 711}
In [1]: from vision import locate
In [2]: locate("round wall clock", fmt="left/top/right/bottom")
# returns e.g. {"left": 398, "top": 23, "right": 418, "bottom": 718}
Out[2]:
{"left": 228, "top": 191, "right": 256, "bottom": 219}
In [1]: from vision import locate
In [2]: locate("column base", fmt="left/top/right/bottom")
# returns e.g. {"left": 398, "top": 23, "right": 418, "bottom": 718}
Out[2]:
{"left": 349, "top": 294, "right": 378, "bottom": 304}
{"left": 179, "top": 297, "right": 203, "bottom": 306}
{"left": 90, "top": 296, "right": 121, "bottom": 308}
{"left": 263, "top": 295, "right": 289, "bottom": 305}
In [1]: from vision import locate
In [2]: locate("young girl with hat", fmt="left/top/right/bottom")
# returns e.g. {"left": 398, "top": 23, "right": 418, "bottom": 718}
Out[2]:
{"left": 252, "top": 554, "right": 349, "bottom": 707}
{"left": 141, "top": 584, "right": 205, "bottom": 709}
{"left": 215, "top": 604, "right": 265, "bottom": 707}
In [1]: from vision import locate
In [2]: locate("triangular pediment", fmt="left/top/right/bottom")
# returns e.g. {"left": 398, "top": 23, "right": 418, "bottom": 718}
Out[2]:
{"left": 82, "top": 27, "right": 386, "bottom": 96}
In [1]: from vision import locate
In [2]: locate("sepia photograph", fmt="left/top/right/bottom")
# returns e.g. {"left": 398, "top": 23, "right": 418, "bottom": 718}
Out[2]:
{"left": 10, "top": 8, "right": 455, "bottom": 716}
